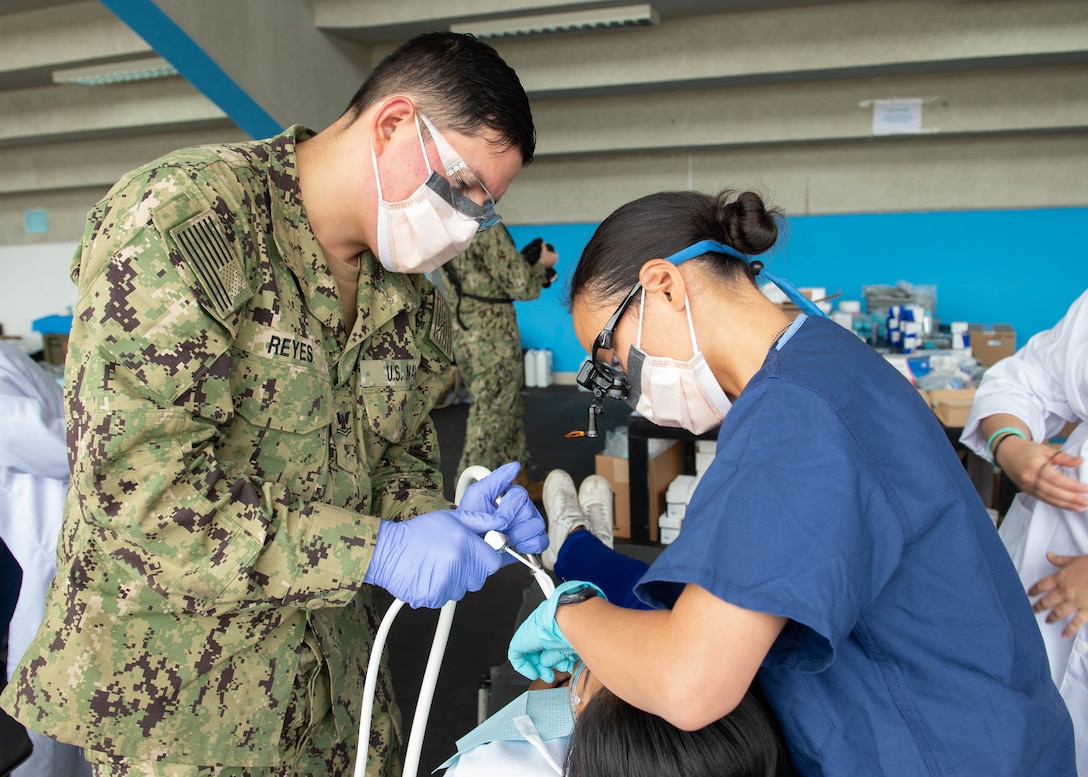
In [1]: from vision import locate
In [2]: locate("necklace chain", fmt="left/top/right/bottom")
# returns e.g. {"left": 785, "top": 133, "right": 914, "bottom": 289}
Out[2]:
{"left": 769, "top": 320, "right": 793, "bottom": 351}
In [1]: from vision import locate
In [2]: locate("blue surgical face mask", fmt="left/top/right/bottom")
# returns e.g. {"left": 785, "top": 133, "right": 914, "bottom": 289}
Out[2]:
{"left": 438, "top": 687, "right": 573, "bottom": 772}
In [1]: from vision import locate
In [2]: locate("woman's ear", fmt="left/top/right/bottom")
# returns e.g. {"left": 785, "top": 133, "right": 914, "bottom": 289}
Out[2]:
{"left": 639, "top": 259, "right": 688, "bottom": 311}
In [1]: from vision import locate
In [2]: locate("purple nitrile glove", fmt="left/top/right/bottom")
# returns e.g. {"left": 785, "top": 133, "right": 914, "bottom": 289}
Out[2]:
{"left": 364, "top": 509, "right": 509, "bottom": 609}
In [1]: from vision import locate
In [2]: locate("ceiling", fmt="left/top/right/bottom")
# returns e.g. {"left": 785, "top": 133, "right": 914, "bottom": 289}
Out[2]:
{"left": 1, "top": 0, "right": 1086, "bottom": 244}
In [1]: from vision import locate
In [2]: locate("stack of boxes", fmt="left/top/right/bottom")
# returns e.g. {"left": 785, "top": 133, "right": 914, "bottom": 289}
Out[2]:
{"left": 594, "top": 439, "right": 685, "bottom": 541}
{"left": 658, "top": 439, "right": 717, "bottom": 545}
{"left": 32, "top": 314, "right": 73, "bottom": 366}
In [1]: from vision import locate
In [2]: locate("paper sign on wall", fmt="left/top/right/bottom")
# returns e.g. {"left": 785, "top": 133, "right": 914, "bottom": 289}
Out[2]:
{"left": 872, "top": 98, "right": 923, "bottom": 135}
{"left": 24, "top": 209, "right": 49, "bottom": 234}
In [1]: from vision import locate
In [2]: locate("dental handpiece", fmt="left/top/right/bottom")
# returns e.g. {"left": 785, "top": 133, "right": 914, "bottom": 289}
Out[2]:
{"left": 484, "top": 530, "right": 556, "bottom": 598}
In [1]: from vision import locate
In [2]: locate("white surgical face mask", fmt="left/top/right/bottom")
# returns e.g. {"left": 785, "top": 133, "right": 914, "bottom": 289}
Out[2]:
{"left": 625, "top": 291, "right": 731, "bottom": 434}
{"left": 371, "top": 114, "right": 497, "bottom": 274}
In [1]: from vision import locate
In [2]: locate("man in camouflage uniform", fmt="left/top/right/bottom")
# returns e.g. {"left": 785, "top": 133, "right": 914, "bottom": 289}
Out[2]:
{"left": 0, "top": 33, "right": 546, "bottom": 777}
{"left": 442, "top": 226, "right": 557, "bottom": 488}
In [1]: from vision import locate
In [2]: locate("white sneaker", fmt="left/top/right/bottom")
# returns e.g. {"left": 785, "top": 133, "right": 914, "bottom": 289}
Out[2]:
{"left": 578, "top": 475, "right": 614, "bottom": 548}
{"left": 541, "top": 469, "right": 587, "bottom": 570}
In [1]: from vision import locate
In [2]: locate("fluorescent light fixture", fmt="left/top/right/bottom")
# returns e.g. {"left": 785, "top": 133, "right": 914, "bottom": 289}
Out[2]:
{"left": 52, "top": 56, "right": 178, "bottom": 86}
{"left": 451, "top": 3, "right": 659, "bottom": 39}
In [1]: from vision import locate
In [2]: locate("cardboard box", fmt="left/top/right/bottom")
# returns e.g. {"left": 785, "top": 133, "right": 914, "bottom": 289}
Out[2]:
{"left": 928, "top": 388, "right": 976, "bottom": 428}
{"left": 595, "top": 441, "right": 685, "bottom": 542}
{"left": 968, "top": 324, "right": 1016, "bottom": 367}
{"left": 964, "top": 450, "right": 999, "bottom": 511}
{"left": 33, "top": 314, "right": 73, "bottom": 366}
{"left": 41, "top": 333, "right": 68, "bottom": 365}
{"left": 658, "top": 512, "right": 681, "bottom": 545}
{"left": 665, "top": 474, "right": 699, "bottom": 520}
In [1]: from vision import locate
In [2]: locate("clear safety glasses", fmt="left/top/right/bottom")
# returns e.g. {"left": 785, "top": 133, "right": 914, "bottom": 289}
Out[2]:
{"left": 418, "top": 113, "right": 501, "bottom": 232}
{"left": 568, "top": 661, "right": 592, "bottom": 719}
{"left": 575, "top": 280, "right": 642, "bottom": 402}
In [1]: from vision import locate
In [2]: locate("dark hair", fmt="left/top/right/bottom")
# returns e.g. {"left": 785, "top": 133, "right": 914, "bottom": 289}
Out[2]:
{"left": 343, "top": 32, "right": 535, "bottom": 165}
{"left": 563, "top": 686, "right": 791, "bottom": 777}
{"left": 567, "top": 189, "right": 783, "bottom": 309}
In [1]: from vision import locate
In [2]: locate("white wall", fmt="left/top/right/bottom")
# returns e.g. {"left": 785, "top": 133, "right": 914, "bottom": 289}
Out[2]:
{"left": 0, "top": 241, "right": 79, "bottom": 354}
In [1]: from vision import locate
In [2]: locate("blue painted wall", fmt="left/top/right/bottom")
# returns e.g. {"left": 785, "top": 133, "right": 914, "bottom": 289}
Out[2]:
{"left": 510, "top": 208, "right": 1088, "bottom": 373}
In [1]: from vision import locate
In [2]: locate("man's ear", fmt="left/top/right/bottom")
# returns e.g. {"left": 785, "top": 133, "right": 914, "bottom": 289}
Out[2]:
{"left": 639, "top": 260, "right": 688, "bottom": 311}
{"left": 369, "top": 96, "right": 416, "bottom": 156}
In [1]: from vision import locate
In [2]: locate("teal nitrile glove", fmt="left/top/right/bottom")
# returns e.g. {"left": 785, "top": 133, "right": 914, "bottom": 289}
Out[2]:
{"left": 363, "top": 509, "right": 508, "bottom": 609}
{"left": 508, "top": 580, "right": 606, "bottom": 682}
{"left": 458, "top": 462, "right": 548, "bottom": 559}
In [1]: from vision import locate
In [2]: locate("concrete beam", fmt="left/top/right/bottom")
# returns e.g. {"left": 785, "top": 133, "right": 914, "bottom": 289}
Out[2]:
{"left": 1, "top": 128, "right": 1084, "bottom": 246}
{"left": 530, "top": 65, "right": 1088, "bottom": 155}
{"left": 0, "top": 126, "right": 247, "bottom": 196}
{"left": 143, "top": 0, "right": 372, "bottom": 134}
{"left": 0, "top": 78, "right": 228, "bottom": 148}
{"left": 313, "top": 0, "right": 616, "bottom": 31}
{"left": 457, "top": 0, "right": 1088, "bottom": 95}
{"left": 0, "top": 1, "right": 150, "bottom": 76}
{"left": 310, "top": 0, "right": 838, "bottom": 33}
{"left": 497, "top": 131, "right": 1088, "bottom": 223}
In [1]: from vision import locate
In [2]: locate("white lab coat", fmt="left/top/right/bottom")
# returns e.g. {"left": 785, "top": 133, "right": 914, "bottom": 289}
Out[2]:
{"left": 0, "top": 342, "right": 90, "bottom": 777}
{"left": 962, "top": 289, "right": 1088, "bottom": 776}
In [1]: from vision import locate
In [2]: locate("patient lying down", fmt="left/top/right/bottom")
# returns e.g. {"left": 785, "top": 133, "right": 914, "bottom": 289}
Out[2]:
{"left": 441, "top": 661, "right": 791, "bottom": 777}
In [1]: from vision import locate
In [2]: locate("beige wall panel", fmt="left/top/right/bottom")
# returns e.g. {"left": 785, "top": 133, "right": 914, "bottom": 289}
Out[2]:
{"left": 0, "top": 79, "right": 227, "bottom": 147}
{"left": 490, "top": 0, "right": 1088, "bottom": 94}
{"left": 0, "top": 188, "right": 103, "bottom": 248}
{"left": 0, "top": 127, "right": 248, "bottom": 245}
{"left": 314, "top": 0, "right": 627, "bottom": 30}
{"left": 530, "top": 65, "right": 1088, "bottom": 155}
{"left": 0, "top": 126, "right": 247, "bottom": 197}
{"left": 4, "top": 129, "right": 1081, "bottom": 245}
{"left": 0, "top": 1, "right": 150, "bottom": 75}
{"left": 154, "top": 0, "right": 370, "bottom": 130}
{"left": 498, "top": 132, "right": 1088, "bottom": 224}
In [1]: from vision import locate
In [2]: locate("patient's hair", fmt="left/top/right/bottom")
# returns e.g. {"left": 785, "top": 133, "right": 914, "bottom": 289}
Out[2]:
{"left": 564, "top": 685, "right": 791, "bottom": 777}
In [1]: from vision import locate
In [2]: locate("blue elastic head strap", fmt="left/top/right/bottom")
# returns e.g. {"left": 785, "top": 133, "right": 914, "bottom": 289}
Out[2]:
{"left": 663, "top": 239, "right": 829, "bottom": 319}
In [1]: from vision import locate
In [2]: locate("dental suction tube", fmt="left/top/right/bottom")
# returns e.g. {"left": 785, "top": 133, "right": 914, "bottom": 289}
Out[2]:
{"left": 354, "top": 465, "right": 555, "bottom": 777}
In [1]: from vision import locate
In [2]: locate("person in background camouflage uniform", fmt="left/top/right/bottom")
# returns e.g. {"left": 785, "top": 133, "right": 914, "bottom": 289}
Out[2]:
{"left": 442, "top": 226, "right": 558, "bottom": 492}
{"left": 0, "top": 32, "right": 547, "bottom": 777}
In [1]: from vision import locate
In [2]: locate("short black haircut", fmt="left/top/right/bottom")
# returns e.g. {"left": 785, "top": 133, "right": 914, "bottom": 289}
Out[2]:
{"left": 344, "top": 31, "right": 535, "bottom": 165}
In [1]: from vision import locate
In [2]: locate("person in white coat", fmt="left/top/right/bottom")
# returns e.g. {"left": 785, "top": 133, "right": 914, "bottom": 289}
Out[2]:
{"left": 961, "top": 289, "right": 1088, "bottom": 775}
{"left": 0, "top": 342, "right": 90, "bottom": 777}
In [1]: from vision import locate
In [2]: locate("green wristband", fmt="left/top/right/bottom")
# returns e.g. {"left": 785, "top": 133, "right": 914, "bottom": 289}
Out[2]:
{"left": 986, "top": 426, "right": 1027, "bottom": 459}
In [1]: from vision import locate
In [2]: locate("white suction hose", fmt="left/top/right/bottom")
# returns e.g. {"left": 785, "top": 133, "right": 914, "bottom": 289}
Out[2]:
{"left": 353, "top": 466, "right": 495, "bottom": 777}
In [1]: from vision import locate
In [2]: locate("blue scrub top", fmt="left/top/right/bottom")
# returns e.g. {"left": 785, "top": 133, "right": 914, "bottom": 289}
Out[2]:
{"left": 637, "top": 316, "right": 1075, "bottom": 777}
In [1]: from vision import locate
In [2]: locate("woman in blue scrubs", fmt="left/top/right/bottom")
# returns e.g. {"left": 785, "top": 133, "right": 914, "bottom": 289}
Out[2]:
{"left": 508, "top": 189, "right": 1076, "bottom": 776}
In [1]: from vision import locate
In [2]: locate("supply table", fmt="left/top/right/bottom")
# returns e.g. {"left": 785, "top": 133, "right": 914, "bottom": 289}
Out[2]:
{"left": 626, "top": 413, "right": 718, "bottom": 546}
{"left": 625, "top": 412, "right": 1015, "bottom": 546}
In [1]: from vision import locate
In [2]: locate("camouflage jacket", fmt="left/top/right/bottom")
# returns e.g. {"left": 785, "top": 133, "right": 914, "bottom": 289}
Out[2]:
{"left": 0, "top": 126, "right": 453, "bottom": 766}
{"left": 440, "top": 225, "right": 547, "bottom": 329}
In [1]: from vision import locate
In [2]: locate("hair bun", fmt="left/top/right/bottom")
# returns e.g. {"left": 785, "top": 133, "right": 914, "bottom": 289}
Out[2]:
{"left": 711, "top": 189, "right": 781, "bottom": 256}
